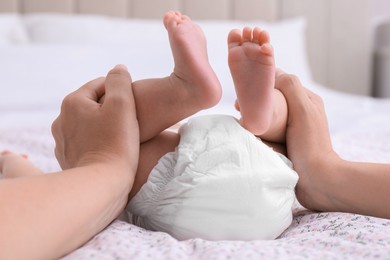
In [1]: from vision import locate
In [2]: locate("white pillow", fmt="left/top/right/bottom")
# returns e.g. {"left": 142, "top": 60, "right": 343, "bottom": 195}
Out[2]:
{"left": 24, "top": 14, "right": 164, "bottom": 44}
{"left": 23, "top": 14, "right": 312, "bottom": 82}
{"left": 0, "top": 14, "right": 29, "bottom": 44}
{"left": 0, "top": 14, "right": 312, "bottom": 122}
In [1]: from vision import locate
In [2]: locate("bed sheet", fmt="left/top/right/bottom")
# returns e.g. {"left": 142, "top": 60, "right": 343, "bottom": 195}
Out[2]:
{"left": 1, "top": 14, "right": 390, "bottom": 259}
{"left": 1, "top": 122, "right": 390, "bottom": 259}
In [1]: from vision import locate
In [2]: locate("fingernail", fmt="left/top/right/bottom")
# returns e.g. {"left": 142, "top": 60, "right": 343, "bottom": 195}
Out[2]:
{"left": 114, "top": 64, "right": 128, "bottom": 71}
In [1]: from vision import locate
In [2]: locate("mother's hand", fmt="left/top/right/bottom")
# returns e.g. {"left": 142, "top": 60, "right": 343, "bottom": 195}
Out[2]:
{"left": 275, "top": 72, "right": 340, "bottom": 211}
{"left": 52, "top": 65, "right": 139, "bottom": 172}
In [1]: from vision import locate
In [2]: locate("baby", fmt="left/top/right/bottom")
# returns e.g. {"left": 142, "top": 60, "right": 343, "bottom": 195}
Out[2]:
{"left": 1, "top": 11, "right": 298, "bottom": 241}
{"left": 122, "top": 11, "right": 298, "bottom": 240}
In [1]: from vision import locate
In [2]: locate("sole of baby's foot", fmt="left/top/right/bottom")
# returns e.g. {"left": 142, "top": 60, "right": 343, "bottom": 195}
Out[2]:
{"left": 228, "top": 27, "right": 275, "bottom": 136}
{"left": 163, "top": 11, "right": 222, "bottom": 109}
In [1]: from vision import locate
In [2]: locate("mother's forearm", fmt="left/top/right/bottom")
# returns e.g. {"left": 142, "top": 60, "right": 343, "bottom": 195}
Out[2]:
{"left": 0, "top": 163, "right": 134, "bottom": 260}
{"left": 331, "top": 160, "right": 390, "bottom": 219}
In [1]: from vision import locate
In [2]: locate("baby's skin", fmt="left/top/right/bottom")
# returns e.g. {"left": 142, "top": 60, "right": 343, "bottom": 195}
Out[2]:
{"left": 228, "top": 27, "right": 276, "bottom": 136}
{"left": 163, "top": 11, "right": 222, "bottom": 111}
{"left": 165, "top": 11, "right": 277, "bottom": 138}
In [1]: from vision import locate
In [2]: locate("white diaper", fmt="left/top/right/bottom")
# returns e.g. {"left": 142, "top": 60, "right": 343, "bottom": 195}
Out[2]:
{"left": 125, "top": 115, "right": 298, "bottom": 241}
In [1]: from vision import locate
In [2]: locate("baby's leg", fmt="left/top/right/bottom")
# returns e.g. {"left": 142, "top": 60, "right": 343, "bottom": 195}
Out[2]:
{"left": 124, "top": 11, "right": 221, "bottom": 201}
{"left": 132, "top": 11, "right": 222, "bottom": 143}
{"left": 0, "top": 151, "right": 43, "bottom": 179}
{"left": 228, "top": 28, "right": 287, "bottom": 142}
{"left": 129, "top": 130, "right": 179, "bottom": 200}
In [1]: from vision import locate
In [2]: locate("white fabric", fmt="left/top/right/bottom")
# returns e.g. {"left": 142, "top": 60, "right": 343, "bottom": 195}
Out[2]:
{"left": 0, "top": 14, "right": 311, "bottom": 128}
{"left": 21, "top": 14, "right": 311, "bottom": 82}
{"left": 0, "top": 14, "right": 29, "bottom": 44}
{"left": 127, "top": 115, "right": 298, "bottom": 241}
{"left": 23, "top": 14, "right": 164, "bottom": 44}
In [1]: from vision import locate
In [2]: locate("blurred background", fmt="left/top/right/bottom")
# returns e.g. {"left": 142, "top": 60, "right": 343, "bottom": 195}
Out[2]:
{"left": 1, "top": 0, "right": 389, "bottom": 97}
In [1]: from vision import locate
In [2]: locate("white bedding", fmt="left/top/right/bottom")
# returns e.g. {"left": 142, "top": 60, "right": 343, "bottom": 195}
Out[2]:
{"left": 1, "top": 14, "right": 390, "bottom": 259}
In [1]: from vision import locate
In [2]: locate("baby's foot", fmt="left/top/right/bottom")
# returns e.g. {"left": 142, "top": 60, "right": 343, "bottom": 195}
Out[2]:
{"left": 163, "top": 11, "right": 222, "bottom": 109}
{"left": 0, "top": 150, "right": 37, "bottom": 178}
{"left": 228, "top": 27, "right": 275, "bottom": 135}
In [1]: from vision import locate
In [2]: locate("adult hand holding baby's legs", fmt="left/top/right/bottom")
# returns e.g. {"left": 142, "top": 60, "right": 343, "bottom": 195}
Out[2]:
{"left": 278, "top": 71, "right": 390, "bottom": 219}
{"left": 275, "top": 71, "right": 341, "bottom": 212}
{"left": 0, "top": 65, "right": 141, "bottom": 260}
{"left": 52, "top": 65, "right": 139, "bottom": 173}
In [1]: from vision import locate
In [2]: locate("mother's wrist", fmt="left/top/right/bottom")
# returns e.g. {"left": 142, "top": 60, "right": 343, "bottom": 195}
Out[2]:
{"left": 318, "top": 155, "right": 351, "bottom": 212}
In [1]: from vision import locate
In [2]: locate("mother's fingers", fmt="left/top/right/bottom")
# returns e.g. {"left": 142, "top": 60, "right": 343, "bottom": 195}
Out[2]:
{"left": 275, "top": 71, "right": 324, "bottom": 107}
{"left": 275, "top": 73, "right": 306, "bottom": 101}
{"left": 303, "top": 87, "right": 325, "bottom": 108}
{"left": 51, "top": 76, "right": 106, "bottom": 170}
{"left": 275, "top": 73, "right": 312, "bottom": 114}
{"left": 68, "top": 77, "right": 106, "bottom": 104}
{"left": 102, "top": 65, "right": 133, "bottom": 109}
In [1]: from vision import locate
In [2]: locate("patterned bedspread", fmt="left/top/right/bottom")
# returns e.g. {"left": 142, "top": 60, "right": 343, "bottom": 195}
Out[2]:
{"left": 1, "top": 126, "right": 390, "bottom": 260}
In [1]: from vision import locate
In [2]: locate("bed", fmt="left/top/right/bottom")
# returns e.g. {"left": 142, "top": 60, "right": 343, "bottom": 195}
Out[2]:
{"left": 1, "top": 1, "right": 390, "bottom": 259}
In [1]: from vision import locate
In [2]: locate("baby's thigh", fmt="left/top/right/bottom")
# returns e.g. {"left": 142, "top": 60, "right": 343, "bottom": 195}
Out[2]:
{"left": 129, "top": 130, "right": 180, "bottom": 200}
